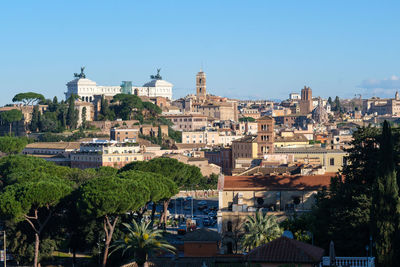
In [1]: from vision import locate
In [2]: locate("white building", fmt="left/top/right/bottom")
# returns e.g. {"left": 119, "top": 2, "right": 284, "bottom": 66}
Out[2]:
{"left": 65, "top": 68, "right": 173, "bottom": 101}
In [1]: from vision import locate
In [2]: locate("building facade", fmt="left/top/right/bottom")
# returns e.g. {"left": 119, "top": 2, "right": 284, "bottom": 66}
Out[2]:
{"left": 70, "top": 139, "right": 144, "bottom": 169}
{"left": 65, "top": 68, "right": 173, "bottom": 101}
{"left": 256, "top": 116, "right": 275, "bottom": 156}
{"left": 164, "top": 114, "right": 208, "bottom": 131}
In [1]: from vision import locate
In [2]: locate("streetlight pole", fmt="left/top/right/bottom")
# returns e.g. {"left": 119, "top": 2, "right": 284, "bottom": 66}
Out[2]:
{"left": 191, "top": 194, "right": 194, "bottom": 220}
{"left": 2, "top": 231, "right": 6, "bottom": 267}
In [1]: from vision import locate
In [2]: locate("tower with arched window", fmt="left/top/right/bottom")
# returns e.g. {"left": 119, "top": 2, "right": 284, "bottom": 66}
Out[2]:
{"left": 196, "top": 69, "right": 207, "bottom": 101}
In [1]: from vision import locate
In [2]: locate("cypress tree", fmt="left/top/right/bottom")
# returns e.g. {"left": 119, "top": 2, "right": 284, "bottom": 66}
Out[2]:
{"left": 66, "top": 96, "right": 78, "bottom": 129}
{"left": 30, "top": 105, "right": 40, "bottom": 132}
{"left": 372, "top": 120, "right": 400, "bottom": 266}
{"left": 81, "top": 107, "right": 87, "bottom": 129}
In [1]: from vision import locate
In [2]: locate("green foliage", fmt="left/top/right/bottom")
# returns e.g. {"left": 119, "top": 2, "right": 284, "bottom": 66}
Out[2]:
{"left": 12, "top": 92, "right": 45, "bottom": 105}
{"left": 98, "top": 95, "right": 115, "bottom": 121}
{"left": 280, "top": 213, "right": 313, "bottom": 243}
{"left": 241, "top": 211, "right": 282, "bottom": 251}
{"left": 143, "top": 101, "right": 162, "bottom": 116}
{"left": 239, "top": 117, "right": 256, "bottom": 122}
{"left": 81, "top": 106, "right": 87, "bottom": 129}
{"left": 0, "top": 155, "right": 73, "bottom": 188}
{"left": 112, "top": 94, "right": 143, "bottom": 120}
{"left": 66, "top": 96, "right": 78, "bottom": 129}
{"left": 0, "top": 136, "right": 29, "bottom": 154}
{"left": 199, "top": 173, "right": 219, "bottom": 190}
{"left": 77, "top": 175, "right": 150, "bottom": 218}
{"left": 118, "top": 170, "right": 178, "bottom": 203}
{"left": 38, "top": 130, "right": 86, "bottom": 142}
{"left": 0, "top": 109, "right": 23, "bottom": 134}
{"left": 30, "top": 105, "right": 40, "bottom": 132}
{"left": 168, "top": 126, "right": 182, "bottom": 143}
{"left": 120, "top": 157, "right": 203, "bottom": 189}
{"left": 371, "top": 121, "right": 400, "bottom": 266}
{"left": 110, "top": 220, "right": 176, "bottom": 266}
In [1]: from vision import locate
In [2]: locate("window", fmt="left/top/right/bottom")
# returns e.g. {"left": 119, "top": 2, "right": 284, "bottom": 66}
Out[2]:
{"left": 227, "top": 221, "right": 233, "bottom": 232}
{"left": 330, "top": 158, "right": 335, "bottom": 166}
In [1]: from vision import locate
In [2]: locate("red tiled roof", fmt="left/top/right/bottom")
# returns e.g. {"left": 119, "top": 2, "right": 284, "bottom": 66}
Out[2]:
{"left": 223, "top": 173, "right": 333, "bottom": 191}
{"left": 246, "top": 237, "right": 324, "bottom": 263}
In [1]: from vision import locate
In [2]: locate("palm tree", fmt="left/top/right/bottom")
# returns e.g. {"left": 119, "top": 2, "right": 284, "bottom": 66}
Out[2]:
{"left": 241, "top": 211, "right": 282, "bottom": 251}
{"left": 110, "top": 220, "right": 176, "bottom": 267}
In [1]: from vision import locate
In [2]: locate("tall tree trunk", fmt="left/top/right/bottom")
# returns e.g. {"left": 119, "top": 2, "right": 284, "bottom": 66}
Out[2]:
{"left": 102, "top": 215, "right": 119, "bottom": 267}
{"left": 34, "top": 233, "right": 39, "bottom": 267}
{"left": 150, "top": 202, "right": 157, "bottom": 226}
{"left": 161, "top": 200, "right": 170, "bottom": 230}
{"left": 72, "top": 246, "right": 76, "bottom": 266}
{"left": 9, "top": 123, "right": 11, "bottom": 136}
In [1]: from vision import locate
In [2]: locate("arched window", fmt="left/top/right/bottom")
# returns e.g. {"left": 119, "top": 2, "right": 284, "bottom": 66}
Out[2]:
{"left": 199, "top": 78, "right": 202, "bottom": 84}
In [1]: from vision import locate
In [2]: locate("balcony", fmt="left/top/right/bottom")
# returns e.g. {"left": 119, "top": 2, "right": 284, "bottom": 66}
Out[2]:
{"left": 321, "top": 256, "right": 375, "bottom": 267}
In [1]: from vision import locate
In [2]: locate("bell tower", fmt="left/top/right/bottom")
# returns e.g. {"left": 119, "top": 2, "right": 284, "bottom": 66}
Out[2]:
{"left": 196, "top": 69, "right": 206, "bottom": 101}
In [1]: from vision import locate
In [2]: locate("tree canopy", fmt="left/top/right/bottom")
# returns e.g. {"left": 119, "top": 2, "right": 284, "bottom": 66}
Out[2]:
{"left": 0, "top": 178, "right": 72, "bottom": 267}
{"left": 120, "top": 157, "right": 203, "bottom": 189}
{"left": 0, "top": 136, "right": 29, "bottom": 155}
{"left": 77, "top": 174, "right": 151, "bottom": 266}
{"left": 12, "top": 92, "right": 45, "bottom": 106}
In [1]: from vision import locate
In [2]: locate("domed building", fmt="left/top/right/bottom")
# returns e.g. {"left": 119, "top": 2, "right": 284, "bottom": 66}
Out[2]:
{"left": 134, "top": 69, "right": 173, "bottom": 100}
{"left": 65, "top": 67, "right": 173, "bottom": 102}
{"left": 312, "top": 98, "right": 329, "bottom": 124}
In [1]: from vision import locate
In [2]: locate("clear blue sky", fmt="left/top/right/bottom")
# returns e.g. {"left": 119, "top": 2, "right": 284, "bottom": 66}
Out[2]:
{"left": 1, "top": 1, "right": 400, "bottom": 105}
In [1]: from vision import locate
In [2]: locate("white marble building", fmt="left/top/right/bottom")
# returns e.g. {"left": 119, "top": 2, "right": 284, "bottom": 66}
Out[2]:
{"left": 65, "top": 68, "right": 173, "bottom": 102}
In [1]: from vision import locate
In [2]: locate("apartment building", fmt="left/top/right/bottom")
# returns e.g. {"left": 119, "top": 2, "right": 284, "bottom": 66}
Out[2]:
{"left": 164, "top": 114, "right": 208, "bottom": 131}
{"left": 70, "top": 139, "right": 145, "bottom": 169}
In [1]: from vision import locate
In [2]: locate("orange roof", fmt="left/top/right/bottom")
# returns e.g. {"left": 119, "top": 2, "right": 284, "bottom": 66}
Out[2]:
{"left": 246, "top": 236, "right": 324, "bottom": 263}
{"left": 222, "top": 173, "right": 333, "bottom": 191}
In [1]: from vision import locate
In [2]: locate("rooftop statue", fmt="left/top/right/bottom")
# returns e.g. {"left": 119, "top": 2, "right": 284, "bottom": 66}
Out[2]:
{"left": 74, "top": 66, "right": 86, "bottom": 79}
{"left": 150, "top": 68, "right": 162, "bottom": 80}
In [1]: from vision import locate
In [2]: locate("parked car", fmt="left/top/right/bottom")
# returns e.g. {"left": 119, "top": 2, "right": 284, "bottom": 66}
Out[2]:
{"left": 202, "top": 208, "right": 210, "bottom": 214}
{"left": 203, "top": 218, "right": 211, "bottom": 226}
{"left": 178, "top": 224, "right": 186, "bottom": 235}
{"left": 198, "top": 205, "right": 207, "bottom": 211}
{"left": 198, "top": 200, "right": 207, "bottom": 206}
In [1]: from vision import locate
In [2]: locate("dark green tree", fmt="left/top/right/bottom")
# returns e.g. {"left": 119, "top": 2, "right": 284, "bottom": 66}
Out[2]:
{"left": 66, "top": 96, "right": 78, "bottom": 129}
{"left": 312, "top": 126, "right": 380, "bottom": 256}
{"left": 0, "top": 109, "right": 23, "bottom": 135}
{"left": 0, "top": 136, "right": 28, "bottom": 155}
{"left": 327, "top": 96, "right": 333, "bottom": 106}
{"left": 12, "top": 92, "right": 45, "bottom": 106}
{"left": 120, "top": 157, "right": 203, "bottom": 227}
{"left": 77, "top": 175, "right": 150, "bottom": 267}
{"left": 334, "top": 96, "right": 341, "bottom": 112}
{"left": 81, "top": 106, "right": 87, "bottom": 129}
{"left": 239, "top": 117, "right": 256, "bottom": 122}
{"left": 0, "top": 179, "right": 72, "bottom": 267}
{"left": 371, "top": 121, "right": 400, "bottom": 266}
{"left": 30, "top": 105, "right": 40, "bottom": 132}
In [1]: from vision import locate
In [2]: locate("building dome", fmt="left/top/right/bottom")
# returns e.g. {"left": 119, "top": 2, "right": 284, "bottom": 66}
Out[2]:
{"left": 67, "top": 78, "right": 97, "bottom": 87}
{"left": 143, "top": 79, "right": 173, "bottom": 87}
{"left": 312, "top": 99, "right": 329, "bottom": 124}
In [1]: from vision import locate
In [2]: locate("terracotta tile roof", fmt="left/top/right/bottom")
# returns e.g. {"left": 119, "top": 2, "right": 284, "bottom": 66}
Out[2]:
{"left": 25, "top": 142, "right": 81, "bottom": 150}
{"left": 223, "top": 173, "right": 333, "bottom": 191}
{"left": 246, "top": 237, "right": 324, "bottom": 263}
